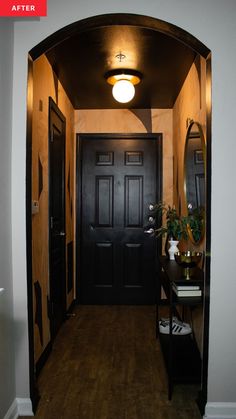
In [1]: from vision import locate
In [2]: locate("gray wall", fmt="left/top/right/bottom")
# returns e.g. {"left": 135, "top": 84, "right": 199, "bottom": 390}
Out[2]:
{"left": 1, "top": 0, "right": 236, "bottom": 416}
{"left": 0, "top": 19, "right": 16, "bottom": 418}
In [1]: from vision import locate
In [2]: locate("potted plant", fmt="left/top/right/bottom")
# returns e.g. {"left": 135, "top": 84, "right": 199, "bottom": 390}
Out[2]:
{"left": 184, "top": 206, "right": 205, "bottom": 244}
{"left": 151, "top": 202, "right": 188, "bottom": 259}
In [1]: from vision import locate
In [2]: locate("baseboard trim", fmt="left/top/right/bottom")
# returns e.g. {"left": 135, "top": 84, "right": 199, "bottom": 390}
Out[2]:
{"left": 3, "top": 398, "right": 34, "bottom": 419}
{"left": 204, "top": 402, "right": 236, "bottom": 418}
{"left": 17, "top": 398, "right": 34, "bottom": 416}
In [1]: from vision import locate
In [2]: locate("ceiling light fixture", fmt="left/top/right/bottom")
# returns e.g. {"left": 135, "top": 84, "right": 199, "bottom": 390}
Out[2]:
{"left": 105, "top": 69, "right": 142, "bottom": 104}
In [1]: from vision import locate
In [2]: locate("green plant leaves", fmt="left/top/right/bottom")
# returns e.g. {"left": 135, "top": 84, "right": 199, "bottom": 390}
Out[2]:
{"left": 151, "top": 202, "right": 203, "bottom": 242}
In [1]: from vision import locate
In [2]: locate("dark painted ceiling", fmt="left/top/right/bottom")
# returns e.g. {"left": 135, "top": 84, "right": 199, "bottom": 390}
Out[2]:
{"left": 46, "top": 25, "right": 197, "bottom": 109}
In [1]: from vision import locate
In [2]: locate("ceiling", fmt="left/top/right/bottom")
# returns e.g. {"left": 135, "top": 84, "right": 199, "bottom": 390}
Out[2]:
{"left": 46, "top": 24, "right": 197, "bottom": 110}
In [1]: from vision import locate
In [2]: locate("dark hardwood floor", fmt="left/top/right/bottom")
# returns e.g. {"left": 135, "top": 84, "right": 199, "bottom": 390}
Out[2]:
{"left": 20, "top": 305, "right": 202, "bottom": 418}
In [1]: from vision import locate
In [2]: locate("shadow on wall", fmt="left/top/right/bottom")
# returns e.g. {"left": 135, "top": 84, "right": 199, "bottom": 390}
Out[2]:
{"left": 131, "top": 109, "right": 152, "bottom": 132}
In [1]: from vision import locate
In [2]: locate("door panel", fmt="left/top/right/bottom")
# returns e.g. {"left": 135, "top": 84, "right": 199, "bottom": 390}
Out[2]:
{"left": 95, "top": 242, "right": 113, "bottom": 286}
{"left": 125, "top": 176, "right": 143, "bottom": 227}
{"left": 78, "top": 135, "right": 162, "bottom": 304}
{"left": 124, "top": 243, "right": 143, "bottom": 286}
{"left": 95, "top": 176, "right": 114, "bottom": 226}
{"left": 49, "top": 98, "right": 66, "bottom": 338}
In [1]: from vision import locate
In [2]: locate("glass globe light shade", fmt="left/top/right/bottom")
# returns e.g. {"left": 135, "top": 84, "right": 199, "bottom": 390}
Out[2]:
{"left": 112, "top": 79, "right": 135, "bottom": 103}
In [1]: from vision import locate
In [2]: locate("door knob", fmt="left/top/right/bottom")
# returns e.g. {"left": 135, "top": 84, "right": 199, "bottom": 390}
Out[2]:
{"left": 144, "top": 227, "right": 155, "bottom": 235}
{"left": 55, "top": 231, "right": 66, "bottom": 236}
{"left": 149, "top": 204, "right": 154, "bottom": 211}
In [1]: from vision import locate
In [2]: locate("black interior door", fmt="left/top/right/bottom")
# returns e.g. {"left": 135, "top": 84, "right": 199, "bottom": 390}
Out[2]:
{"left": 78, "top": 134, "right": 162, "bottom": 304}
{"left": 49, "top": 98, "right": 66, "bottom": 338}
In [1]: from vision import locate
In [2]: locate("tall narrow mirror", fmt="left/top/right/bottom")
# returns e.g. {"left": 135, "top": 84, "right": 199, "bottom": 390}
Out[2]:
{"left": 184, "top": 121, "right": 206, "bottom": 244}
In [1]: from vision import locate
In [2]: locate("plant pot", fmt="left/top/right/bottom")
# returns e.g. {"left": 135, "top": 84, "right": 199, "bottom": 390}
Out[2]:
{"left": 168, "top": 240, "right": 179, "bottom": 260}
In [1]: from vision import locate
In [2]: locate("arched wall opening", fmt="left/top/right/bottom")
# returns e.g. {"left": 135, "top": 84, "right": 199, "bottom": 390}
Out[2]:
{"left": 26, "top": 13, "right": 211, "bottom": 414}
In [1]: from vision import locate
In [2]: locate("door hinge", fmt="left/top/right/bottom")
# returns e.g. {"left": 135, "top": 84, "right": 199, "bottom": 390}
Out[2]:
{"left": 50, "top": 216, "right": 54, "bottom": 229}
{"left": 50, "top": 130, "right": 54, "bottom": 142}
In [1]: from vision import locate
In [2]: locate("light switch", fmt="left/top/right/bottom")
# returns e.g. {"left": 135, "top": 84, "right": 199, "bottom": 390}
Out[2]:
{"left": 32, "top": 200, "right": 39, "bottom": 215}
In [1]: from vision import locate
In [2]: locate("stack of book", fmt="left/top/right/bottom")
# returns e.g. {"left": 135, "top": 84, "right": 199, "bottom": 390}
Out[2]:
{"left": 172, "top": 281, "right": 202, "bottom": 297}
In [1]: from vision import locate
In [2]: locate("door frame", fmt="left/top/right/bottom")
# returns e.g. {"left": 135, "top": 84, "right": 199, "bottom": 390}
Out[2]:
{"left": 76, "top": 133, "right": 163, "bottom": 302}
{"left": 48, "top": 97, "right": 67, "bottom": 339}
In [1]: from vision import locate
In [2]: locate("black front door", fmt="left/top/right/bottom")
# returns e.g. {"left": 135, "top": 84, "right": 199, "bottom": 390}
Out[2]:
{"left": 78, "top": 134, "right": 162, "bottom": 304}
{"left": 49, "top": 98, "right": 66, "bottom": 338}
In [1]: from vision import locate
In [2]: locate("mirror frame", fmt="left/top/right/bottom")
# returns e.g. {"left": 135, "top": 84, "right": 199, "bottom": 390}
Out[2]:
{"left": 184, "top": 121, "right": 206, "bottom": 244}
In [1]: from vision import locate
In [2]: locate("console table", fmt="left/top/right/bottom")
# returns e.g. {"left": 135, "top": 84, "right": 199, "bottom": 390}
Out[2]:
{"left": 157, "top": 256, "right": 203, "bottom": 399}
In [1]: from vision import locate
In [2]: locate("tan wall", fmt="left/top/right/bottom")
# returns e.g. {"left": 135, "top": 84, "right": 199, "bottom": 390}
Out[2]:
{"left": 74, "top": 108, "right": 173, "bottom": 205}
{"left": 173, "top": 56, "right": 207, "bottom": 353}
{"left": 32, "top": 55, "right": 75, "bottom": 363}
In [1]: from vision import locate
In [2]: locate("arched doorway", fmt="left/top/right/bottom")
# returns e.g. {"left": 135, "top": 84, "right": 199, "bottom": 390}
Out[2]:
{"left": 26, "top": 13, "right": 211, "bottom": 413}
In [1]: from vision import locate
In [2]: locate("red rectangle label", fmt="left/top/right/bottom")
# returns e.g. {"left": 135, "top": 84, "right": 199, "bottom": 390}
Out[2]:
{"left": 0, "top": 0, "right": 47, "bottom": 16}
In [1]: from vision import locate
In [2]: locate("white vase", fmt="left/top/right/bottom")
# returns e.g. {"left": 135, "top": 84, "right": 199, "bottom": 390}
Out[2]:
{"left": 168, "top": 240, "right": 179, "bottom": 260}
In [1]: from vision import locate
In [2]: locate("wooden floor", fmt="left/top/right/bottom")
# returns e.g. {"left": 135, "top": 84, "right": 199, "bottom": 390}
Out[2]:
{"left": 20, "top": 305, "right": 202, "bottom": 419}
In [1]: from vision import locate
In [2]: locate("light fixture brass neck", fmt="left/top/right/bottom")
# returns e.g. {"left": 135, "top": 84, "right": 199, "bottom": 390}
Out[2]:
{"left": 105, "top": 69, "right": 142, "bottom": 86}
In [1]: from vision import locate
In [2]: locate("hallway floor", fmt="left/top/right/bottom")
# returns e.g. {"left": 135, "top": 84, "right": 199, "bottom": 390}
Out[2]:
{"left": 21, "top": 305, "right": 202, "bottom": 418}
